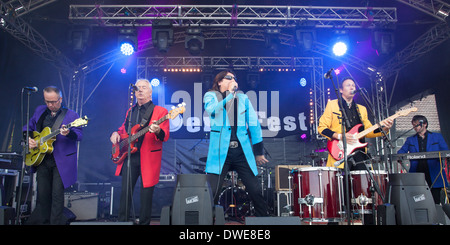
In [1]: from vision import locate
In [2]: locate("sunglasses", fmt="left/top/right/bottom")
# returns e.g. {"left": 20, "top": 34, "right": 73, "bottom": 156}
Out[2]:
{"left": 224, "top": 75, "right": 237, "bottom": 81}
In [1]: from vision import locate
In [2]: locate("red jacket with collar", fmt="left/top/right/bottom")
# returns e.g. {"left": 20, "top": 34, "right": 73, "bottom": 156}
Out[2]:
{"left": 114, "top": 104, "right": 170, "bottom": 188}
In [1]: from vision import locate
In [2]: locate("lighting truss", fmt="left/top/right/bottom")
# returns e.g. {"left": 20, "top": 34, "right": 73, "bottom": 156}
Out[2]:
{"left": 69, "top": 5, "right": 397, "bottom": 29}
{"left": 1, "top": 0, "right": 57, "bottom": 17}
{"left": 396, "top": 0, "right": 450, "bottom": 21}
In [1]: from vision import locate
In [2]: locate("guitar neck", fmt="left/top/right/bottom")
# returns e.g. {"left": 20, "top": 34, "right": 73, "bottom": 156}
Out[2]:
{"left": 129, "top": 115, "right": 168, "bottom": 141}
{"left": 355, "top": 113, "right": 399, "bottom": 139}
{"left": 40, "top": 123, "right": 74, "bottom": 143}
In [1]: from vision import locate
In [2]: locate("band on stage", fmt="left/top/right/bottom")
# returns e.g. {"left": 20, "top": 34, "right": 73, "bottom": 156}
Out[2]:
{"left": 8, "top": 71, "right": 449, "bottom": 225}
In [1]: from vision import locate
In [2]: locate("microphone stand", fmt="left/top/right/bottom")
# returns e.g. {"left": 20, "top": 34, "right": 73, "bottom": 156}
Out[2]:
{"left": 17, "top": 89, "right": 32, "bottom": 225}
{"left": 124, "top": 84, "right": 135, "bottom": 222}
{"left": 327, "top": 71, "right": 352, "bottom": 225}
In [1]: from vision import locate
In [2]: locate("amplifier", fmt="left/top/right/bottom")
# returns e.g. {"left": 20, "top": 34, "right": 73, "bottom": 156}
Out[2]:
{"left": 64, "top": 192, "right": 99, "bottom": 221}
{"left": 275, "top": 165, "right": 311, "bottom": 191}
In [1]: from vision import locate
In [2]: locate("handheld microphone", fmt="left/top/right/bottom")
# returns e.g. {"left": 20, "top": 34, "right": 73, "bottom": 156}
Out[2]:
{"left": 23, "top": 86, "right": 38, "bottom": 92}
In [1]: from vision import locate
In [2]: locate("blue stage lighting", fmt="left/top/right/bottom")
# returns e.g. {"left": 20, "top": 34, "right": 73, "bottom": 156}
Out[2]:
{"left": 299, "top": 77, "right": 307, "bottom": 87}
{"left": 120, "top": 42, "right": 135, "bottom": 56}
{"left": 332, "top": 41, "right": 347, "bottom": 56}
{"left": 150, "top": 78, "right": 160, "bottom": 87}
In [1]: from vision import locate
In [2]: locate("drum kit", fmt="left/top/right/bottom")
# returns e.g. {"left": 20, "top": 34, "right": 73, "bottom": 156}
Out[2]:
{"left": 290, "top": 164, "right": 388, "bottom": 224}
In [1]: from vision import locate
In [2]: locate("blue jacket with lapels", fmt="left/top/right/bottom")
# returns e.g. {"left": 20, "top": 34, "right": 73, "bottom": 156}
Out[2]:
{"left": 203, "top": 91, "right": 263, "bottom": 176}
{"left": 397, "top": 131, "right": 449, "bottom": 188}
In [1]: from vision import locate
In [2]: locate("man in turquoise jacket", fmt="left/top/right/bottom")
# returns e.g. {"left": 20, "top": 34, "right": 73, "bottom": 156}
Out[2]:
{"left": 204, "top": 70, "right": 269, "bottom": 217}
{"left": 397, "top": 115, "right": 449, "bottom": 204}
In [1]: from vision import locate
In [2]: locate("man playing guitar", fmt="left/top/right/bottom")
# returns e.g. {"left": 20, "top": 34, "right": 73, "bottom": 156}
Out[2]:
{"left": 110, "top": 79, "right": 170, "bottom": 225}
{"left": 318, "top": 77, "right": 393, "bottom": 170}
{"left": 24, "top": 86, "right": 83, "bottom": 224}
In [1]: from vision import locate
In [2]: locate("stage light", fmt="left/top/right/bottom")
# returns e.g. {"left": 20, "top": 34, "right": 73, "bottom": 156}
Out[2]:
{"left": 332, "top": 42, "right": 347, "bottom": 56}
{"left": 264, "top": 28, "right": 281, "bottom": 55}
{"left": 120, "top": 68, "right": 127, "bottom": 74}
{"left": 372, "top": 30, "right": 395, "bottom": 55}
{"left": 150, "top": 78, "right": 160, "bottom": 87}
{"left": 296, "top": 29, "right": 316, "bottom": 52}
{"left": 185, "top": 28, "right": 205, "bottom": 56}
{"left": 118, "top": 29, "right": 137, "bottom": 56}
{"left": 299, "top": 78, "right": 307, "bottom": 87}
{"left": 152, "top": 20, "right": 173, "bottom": 53}
{"left": 120, "top": 42, "right": 134, "bottom": 56}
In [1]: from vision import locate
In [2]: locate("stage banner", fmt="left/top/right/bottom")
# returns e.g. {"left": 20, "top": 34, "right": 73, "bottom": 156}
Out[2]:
{"left": 151, "top": 72, "right": 312, "bottom": 139}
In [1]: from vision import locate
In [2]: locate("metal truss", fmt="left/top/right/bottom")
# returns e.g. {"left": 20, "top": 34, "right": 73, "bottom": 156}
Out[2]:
{"left": 378, "top": 21, "right": 450, "bottom": 81}
{"left": 396, "top": 0, "right": 450, "bottom": 21}
{"left": 69, "top": 4, "right": 397, "bottom": 28}
{"left": 1, "top": 0, "right": 56, "bottom": 17}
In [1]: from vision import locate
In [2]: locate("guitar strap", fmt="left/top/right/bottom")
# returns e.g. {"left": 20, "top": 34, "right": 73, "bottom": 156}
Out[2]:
{"left": 139, "top": 103, "right": 155, "bottom": 127}
{"left": 52, "top": 108, "right": 68, "bottom": 131}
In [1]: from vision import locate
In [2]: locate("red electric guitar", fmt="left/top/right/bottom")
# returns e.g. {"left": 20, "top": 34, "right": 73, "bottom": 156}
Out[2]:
{"left": 111, "top": 103, "right": 185, "bottom": 164}
{"left": 327, "top": 107, "right": 417, "bottom": 161}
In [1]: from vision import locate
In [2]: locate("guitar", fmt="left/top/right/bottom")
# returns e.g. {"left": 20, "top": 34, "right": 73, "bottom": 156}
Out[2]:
{"left": 111, "top": 103, "right": 186, "bottom": 165}
{"left": 26, "top": 116, "right": 89, "bottom": 167}
{"left": 327, "top": 107, "right": 417, "bottom": 162}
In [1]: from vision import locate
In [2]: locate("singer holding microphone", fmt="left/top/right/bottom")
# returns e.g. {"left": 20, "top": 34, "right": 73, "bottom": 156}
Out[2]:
{"left": 203, "top": 70, "right": 269, "bottom": 217}
{"left": 318, "top": 77, "right": 393, "bottom": 170}
{"left": 397, "top": 115, "right": 449, "bottom": 204}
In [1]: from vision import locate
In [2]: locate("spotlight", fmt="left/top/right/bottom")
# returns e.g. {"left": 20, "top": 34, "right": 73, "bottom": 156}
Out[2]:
{"left": 296, "top": 29, "right": 316, "bottom": 52}
{"left": 118, "top": 29, "right": 137, "bottom": 56}
{"left": 372, "top": 30, "right": 395, "bottom": 55}
{"left": 332, "top": 42, "right": 347, "bottom": 56}
{"left": 150, "top": 78, "right": 160, "bottom": 87}
{"left": 185, "top": 28, "right": 204, "bottom": 56}
{"left": 120, "top": 68, "right": 127, "bottom": 74}
{"left": 264, "top": 28, "right": 281, "bottom": 55}
{"left": 152, "top": 20, "right": 173, "bottom": 53}
{"left": 299, "top": 78, "right": 307, "bottom": 87}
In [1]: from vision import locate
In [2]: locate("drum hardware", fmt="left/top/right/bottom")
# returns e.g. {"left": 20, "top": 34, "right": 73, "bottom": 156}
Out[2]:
{"left": 291, "top": 167, "right": 343, "bottom": 223}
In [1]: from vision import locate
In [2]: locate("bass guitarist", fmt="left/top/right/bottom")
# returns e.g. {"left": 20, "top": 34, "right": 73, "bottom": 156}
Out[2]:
{"left": 110, "top": 79, "right": 170, "bottom": 225}
{"left": 318, "top": 77, "right": 393, "bottom": 170}
{"left": 23, "top": 86, "right": 83, "bottom": 225}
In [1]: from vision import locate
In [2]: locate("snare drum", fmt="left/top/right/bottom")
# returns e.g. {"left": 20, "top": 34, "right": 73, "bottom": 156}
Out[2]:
{"left": 292, "top": 167, "right": 343, "bottom": 222}
{"left": 350, "top": 170, "right": 388, "bottom": 214}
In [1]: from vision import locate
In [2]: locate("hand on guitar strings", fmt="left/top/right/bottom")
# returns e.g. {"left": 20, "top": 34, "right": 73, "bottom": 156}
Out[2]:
{"left": 60, "top": 125, "right": 70, "bottom": 136}
{"left": 149, "top": 121, "right": 161, "bottom": 134}
{"left": 28, "top": 138, "right": 37, "bottom": 149}
{"left": 110, "top": 132, "right": 121, "bottom": 144}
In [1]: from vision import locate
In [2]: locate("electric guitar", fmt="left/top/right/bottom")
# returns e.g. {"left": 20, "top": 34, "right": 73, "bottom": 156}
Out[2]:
{"left": 327, "top": 107, "right": 417, "bottom": 161}
{"left": 111, "top": 103, "right": 186, "bottom": 165}
{"left": 26, "top": 116, "right": 89, "bottom": 167}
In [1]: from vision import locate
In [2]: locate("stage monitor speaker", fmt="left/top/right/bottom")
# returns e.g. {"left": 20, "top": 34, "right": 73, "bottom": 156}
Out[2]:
{"left": 169, "top": 174, "right": 220, "bottom": 225}
{"left": 0, "top": 206, "right": 15, "bottom": 225}
{"left": 387, "top": 173, "right": 438, "bottom": 225}
{"left": 245, "top": 216, "right": 301, "bottom": 225}
{"left": 376, "top": 204, "right": 396, "bottom": 225}
{"left": 64, "top": 192, "right": 99, "bottom": 221}
{"left": 275, "top": 165, "right": 311, "bottom": 191}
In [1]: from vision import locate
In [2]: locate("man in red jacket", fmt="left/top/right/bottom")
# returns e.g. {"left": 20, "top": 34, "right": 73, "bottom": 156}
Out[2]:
{"left": 110, "top": 79, "right": 170, "bottom": 225}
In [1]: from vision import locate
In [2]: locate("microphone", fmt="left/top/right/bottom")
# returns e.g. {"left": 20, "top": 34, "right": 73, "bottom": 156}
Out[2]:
{"left": 351, "top": 88, "right": 363, "bottom": 95}
{"left": 324, "top": 68, "right": 334, "bottom": 79}
{"left": 232, "top": 86, "right": 237, "bottom": 93}
{"left": 23, "top": 86, "right": 38, "bottom": 92}
{"left": 130, "top": 84, "right": 139, "bottom": 91}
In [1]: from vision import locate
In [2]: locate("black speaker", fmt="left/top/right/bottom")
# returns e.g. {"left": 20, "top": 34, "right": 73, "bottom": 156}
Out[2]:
{"left": 387, "top": 173, "right": 438, "bottom": 225}
{"left": 376, "top": 204, "right": 396, "bottom": 225}
{"left": 245, "top": 216, "right": 301, "bottom": 225}
{"left": 165, "top": 174, "right": 223, "bottom": 225}
{"left": 0, "top": 206, "right": 15, "bottom": 225}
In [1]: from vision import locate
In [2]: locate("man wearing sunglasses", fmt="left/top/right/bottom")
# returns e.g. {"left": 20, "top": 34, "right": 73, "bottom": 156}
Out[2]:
{"left": 204, "top": 70, "right": 269, "bottom": 218}
{"left": 23, "top": 86, "right": 83, "bottom": 224}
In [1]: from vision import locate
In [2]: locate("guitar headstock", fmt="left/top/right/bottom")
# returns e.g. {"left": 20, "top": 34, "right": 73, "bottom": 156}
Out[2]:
{"left": 70, "top": 116, "right": 89, "bottom": 128}
{"left": 397, "top": 107, "right": 418, "bottom": 117}
{"left": 168, "top": 102, "right": 186, "bottom": 120}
